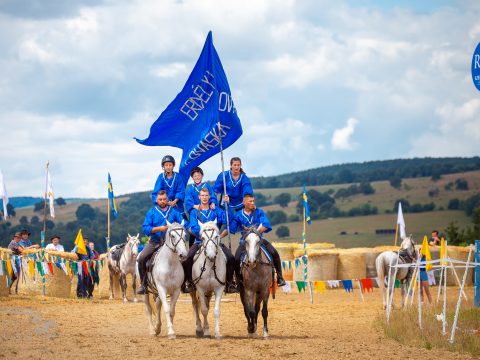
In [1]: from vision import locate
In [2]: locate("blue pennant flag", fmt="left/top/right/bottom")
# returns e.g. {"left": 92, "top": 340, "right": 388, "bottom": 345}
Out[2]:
{"left": 303, "top": 185, "right": 311, "bottom": 225}
{"left": 108, "top": 173, "right": 118, "bottom": 218}
{"left": 135, "top": 31, "right": 243, "bottom": 185}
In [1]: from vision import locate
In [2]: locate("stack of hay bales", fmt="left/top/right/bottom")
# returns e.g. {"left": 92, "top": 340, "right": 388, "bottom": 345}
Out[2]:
{"left": 336, "top": 249, "right": 366, "bottom": 287}
{"left": 293, "top": 248, "right": 339, "bottom": 282}
{"left": 0, "top": 247, "right": 10, "bottom": 296}
{"left": 446, "top": 246, "right": 474, "bottom": 286}
{"left": 272, "top": 243, "right": 299, "bottom": 281}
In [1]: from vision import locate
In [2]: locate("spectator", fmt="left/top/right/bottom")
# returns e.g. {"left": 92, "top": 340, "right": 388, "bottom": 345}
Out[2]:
{"left": 419, "top": 255, "right": 432, "bottom": 304}
{"left": 429, "top": 230, "right": 441, "bottom": 246}
{"left": 87, "top": 240, "right": 100, "bottom": 298}
{"left": 45, "top": 235, "right": 65, "bottom": 251}
{"left": 72, "top": 235, "right": 95, "bottom": 299}
{"left": 88, "top": 241, "right": 100, "bottom": 259}
{"left": 19, "top": 229, "right": 39, "bottom": 249}
{"left": 7, "top": 232, "right": 23, "bottom": 294}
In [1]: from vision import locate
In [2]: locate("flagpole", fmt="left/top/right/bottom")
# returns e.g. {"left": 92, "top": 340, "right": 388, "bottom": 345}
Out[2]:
{"left": 107, "top": 185, "right": 111, "bottom": 252}
{"left": 218, "top": 133, "right": 232, "bottom": 250}
{"left": 303, "top": 205, "right": 313, "bottom": 304}
{"left": 41, "top": 161, "right": 49, "bottom": 296}
{"left": 393, "top": 223, "right": 399, "bottom": 246}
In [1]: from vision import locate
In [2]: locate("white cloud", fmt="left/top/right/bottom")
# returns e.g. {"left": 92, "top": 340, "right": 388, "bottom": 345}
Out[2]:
{"left": 331, "top": 118, "right": 358, "bottom": 151}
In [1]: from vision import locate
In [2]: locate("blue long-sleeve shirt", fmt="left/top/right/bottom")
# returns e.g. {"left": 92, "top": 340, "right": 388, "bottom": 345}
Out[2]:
{"left": 142, "top": 206, "right": 186, "bottom": 244}
{"left": 151, "top": 172, "right": 186, "bottom": 213}
{"left": 230, "top": 208, "right": 271, "bottom": 243}
{"left": 189, "top": 208, "right": 229, "bottom": 243}
{"left": 213, "top": 171, "right": 253, "bottom": 210}
{"left": 184, "top": 182, "right": 218, "bottom": 214}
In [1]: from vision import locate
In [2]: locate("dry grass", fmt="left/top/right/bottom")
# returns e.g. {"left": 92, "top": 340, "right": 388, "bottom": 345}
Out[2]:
{"left": 378, "top": 302, "right": 480, "bottom": 357}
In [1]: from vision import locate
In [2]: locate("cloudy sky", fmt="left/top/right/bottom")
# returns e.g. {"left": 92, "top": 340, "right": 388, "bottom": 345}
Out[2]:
{"left": 0, "top": 0, "right": 479, "bottom": 198}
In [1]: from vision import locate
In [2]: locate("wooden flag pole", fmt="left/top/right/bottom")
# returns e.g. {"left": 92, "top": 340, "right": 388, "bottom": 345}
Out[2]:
{"left": 41, "top": 161, "right": 49, "bottom": 296}
{"left": 107, "top": 185, "right": 111, "bottom": 252}
{"left": 393, "top": 223, "right": 399, "bottom": 246}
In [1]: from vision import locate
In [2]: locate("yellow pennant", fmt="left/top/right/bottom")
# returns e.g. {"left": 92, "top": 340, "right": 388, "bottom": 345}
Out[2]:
{"left": 66, "top": 261, "right": 71, "bottom": 276}
{"left": 420, "top": 235, "right": 432, "bottom": 271}
{"left": 440, "top": 237, "right": 446, "bottom": 266}
{"left": 6, "top": 258, "right": 13, "bottom": 277}
{"left": 314, "top": 281, "right": 326, "bottom": 293}
{"left": 28, "top": 260, "right": 35, "bottom": 278}
{"left": 74, "top": 229, "right": 87, "bottom": 256}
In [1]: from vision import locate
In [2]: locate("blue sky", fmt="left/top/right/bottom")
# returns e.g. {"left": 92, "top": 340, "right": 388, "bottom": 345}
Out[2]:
{"left": 0, "top": 0, "right": 479, "bottom": 198}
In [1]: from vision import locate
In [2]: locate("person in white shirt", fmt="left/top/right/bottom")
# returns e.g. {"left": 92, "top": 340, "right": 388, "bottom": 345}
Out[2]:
{"left": 45, "top": 235, "right": 65, "bottom": 251}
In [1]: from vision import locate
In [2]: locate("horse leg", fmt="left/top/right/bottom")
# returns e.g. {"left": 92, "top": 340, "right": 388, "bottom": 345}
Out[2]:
{"left": 154, "top": 295, "right": 162, "bottom": 335}
{"left": 108, "top": 268, "right": 114, "bottom": 300}
{"left": 401, "top": 282, "right": 406, "bottom": 308}
{"left": 254, "top": 292, "right": 262, "bottom": 334}
{"left": 197, "top": 288, "right": 210, "bottom": 337}
{"left": 261, "top": 289, "right": 270, "bottom": 338}
{"left": 190, "top": 291, "right": 203, "bottom": 337}
{"left": 388, "top": 273, "right": 395, "bottom": 309}
{"left": 213, "top": 287, "right": 223, "bottom": 339}
{"left": 244, "top": 290, "right": 256, "bottom": 337}
{"left": 121, "top": 274, "right": 128, "bottom": 303}
{"left": 143, "top": 293, "right": 157, "bottom": 336}
{"left": 132, "top": 273, "right": 138, "bottom": 303}
{"left": 157, "top": 287, "right": 176, "bottom": 339}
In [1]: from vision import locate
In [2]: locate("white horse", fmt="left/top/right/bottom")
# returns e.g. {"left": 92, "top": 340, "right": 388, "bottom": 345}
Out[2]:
{"left": 375, "top": 235, "right": 417, "bottom": 309}
{"left": 190, "top": 221, "right": 226, "bottom": 339}
{"left": 143, "top": 221, "right": 188, "bottom": 338}
{"left": 107, "top": 234, "right": 140, "bottom": 303}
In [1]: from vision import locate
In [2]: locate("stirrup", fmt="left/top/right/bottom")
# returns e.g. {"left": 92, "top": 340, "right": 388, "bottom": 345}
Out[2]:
{"left": 225, "top": 283, "right": 238, "bottom": 294}
{"left": 137, "top": 285, "right": 147, "bottom": 295}
{"left": 276, "top": 276, "right": 286, "bottom": 287}
{"left": 182, "top": 281, "right": 195, "bottom": 293}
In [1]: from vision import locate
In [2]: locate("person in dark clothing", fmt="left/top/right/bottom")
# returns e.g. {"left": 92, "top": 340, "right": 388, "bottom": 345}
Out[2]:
{"left": 73, "top": 236, "right": 95, "bottom": 298}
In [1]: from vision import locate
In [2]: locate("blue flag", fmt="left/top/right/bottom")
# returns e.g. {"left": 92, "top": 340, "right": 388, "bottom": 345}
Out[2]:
{"left": 135, "top": 31, "right": 243, "bottom": 185}
{"left": 303, "top": 185, "right": 311, "bottom": 225}
{"left": 108, "top": 173, "right": 118, "bottom": 218}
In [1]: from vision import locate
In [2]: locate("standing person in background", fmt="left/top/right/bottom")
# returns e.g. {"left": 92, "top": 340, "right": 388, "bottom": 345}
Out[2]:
{"left": 89, "top": 241, "right": 100, "bottom": 259}
{"left": 429, "top": 230, "right": 441, "bottom": 246}
{"left": 214, "top": 157, "right": 253, "bottom": 212}
{"left": 151, "top": 155, "right": 185, "bottom": 215}
{"left": 72, "top": 236, "right": 95, "bottom": 299}
{"left": 419, "top": 254, "right": 432, "bottom": 304}
{"left": 7, "top": 232, "right": 24, "bottom": 294}
{"left": 45, "top": 235, "right": 64, "bottom": 251}
{"left": 87, "top": 240, "right": 100, "bottom": 298}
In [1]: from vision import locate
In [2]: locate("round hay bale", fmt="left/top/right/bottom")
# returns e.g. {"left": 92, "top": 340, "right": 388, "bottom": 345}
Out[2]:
{"left": 293, "top": 250, "right": 338, "bottom": 282}
{"left": 363, "top": 248, "right": 382, "bottom": 278}
{"left": 0, "top": 275, "right": 9, "bottom": 297}
{"left": 45, "top": 250, "right": 78, "bottom": 261}
{"left": 16, "top": 261, "right": 72, "bottom": 298}
{"left": 309, "top": 243, "right": 336, "bottom": 250}
{"left": 337, "top": 249, "right": 366, "bottom": 287}
{"left": 446, "top": 246, "right": 473, "bottom": 287}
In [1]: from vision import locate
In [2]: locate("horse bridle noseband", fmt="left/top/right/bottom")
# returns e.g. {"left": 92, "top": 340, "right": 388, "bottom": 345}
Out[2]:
{"left": 192, "top": 227, "right": 225, "bottom": 286}
{"left": 242, "top": 228, "right": 270, "bottom": 267}
{"left": 164, "top": 227, "right": 186, "bottom": 253}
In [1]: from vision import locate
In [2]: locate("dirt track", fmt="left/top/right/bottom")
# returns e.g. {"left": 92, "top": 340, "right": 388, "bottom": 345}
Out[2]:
{"left": 0, "top": 289, "right": 475, "bottom": 359}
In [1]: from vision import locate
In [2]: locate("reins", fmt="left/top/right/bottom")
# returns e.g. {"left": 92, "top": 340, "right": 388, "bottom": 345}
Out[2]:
{"left": 192, "top": 227, "right": 225, "bottom": 286}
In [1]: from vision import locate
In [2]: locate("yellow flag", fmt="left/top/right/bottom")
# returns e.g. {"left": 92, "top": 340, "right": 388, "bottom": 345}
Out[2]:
{"left": 66, "top": 261, "right": 71, "bottom": 276}
{"left": 74, "top": 229, "right": 87, "bottom": 256}
{"left": 28, "top": 260, "right": 35, "bottom": 278}
{"left": 440, "top": 237, "right": 446, "bottom": 266}
{"left": 420, "top": 235, "right": 432, "bottom": 271}
{"left": 6, "top": 258, "right": 13, "bottom": 277}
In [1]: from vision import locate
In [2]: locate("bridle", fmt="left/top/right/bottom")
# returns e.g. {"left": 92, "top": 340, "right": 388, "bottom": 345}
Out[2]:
{"left": 243, "top": 227, "right": 270, "bottom": 267}
{"left": 192, "top": 226, "right": 224, "bottom": 286}
{"left": 164, "top": 226, "right": 186, "bottom": 253}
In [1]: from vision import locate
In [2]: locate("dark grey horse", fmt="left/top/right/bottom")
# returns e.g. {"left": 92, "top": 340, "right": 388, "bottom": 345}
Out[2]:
{"left": 240, "top": 226, "right": 273, "bottom": 338}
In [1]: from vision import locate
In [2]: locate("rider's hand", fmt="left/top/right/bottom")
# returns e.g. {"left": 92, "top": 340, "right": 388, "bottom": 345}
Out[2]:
{"left": 223, "top": 195, "right": 229, "bottom": 203}
{"left": 210, "top": 203, "right": 216, "bottom": 210}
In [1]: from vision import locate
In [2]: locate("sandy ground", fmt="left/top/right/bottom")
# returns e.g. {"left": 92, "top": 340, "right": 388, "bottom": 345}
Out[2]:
{"left": 0, "top": 288, "right": 476, "bottom": 360}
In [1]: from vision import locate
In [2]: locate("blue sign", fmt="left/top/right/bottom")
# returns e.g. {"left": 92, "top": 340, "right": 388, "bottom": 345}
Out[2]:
{"left": 472, "top": 42, "right": 480, "bottom": 92}
{"left": 135, "top": 32, "right": 243, "bottom": 185}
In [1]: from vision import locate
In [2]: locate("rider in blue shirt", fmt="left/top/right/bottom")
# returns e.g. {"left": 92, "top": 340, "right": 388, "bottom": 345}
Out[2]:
{"left": 230, "top": 194, "right": 286, "bottom": 287}
{"left": 151, "top": 155, "right": 186, "bottom": 215}
{"left": 213, "top": 157, "right": 253, "bottom": 212}
{"left": 184, "top": 166, "right": 218, "bottom": 215}
{"left": 182, "top": 187, "right": 236, "bottom": 293}
{"left": 137, "top": 190, "right": 187, "bottom": 295}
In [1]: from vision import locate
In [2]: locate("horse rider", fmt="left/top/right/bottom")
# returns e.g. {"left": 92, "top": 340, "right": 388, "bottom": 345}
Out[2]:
{"left": 213, "top": 157, "right": 253, "bottom": 212}
{"left": 182, "top": 187, "right": 237, "bottom": 294}
{"left": 137, "top": 190, "right": 186, "bottom": 295}
{"left": 151, "top": 155, "right": 186, "bottom": 216}
{"left": 230, "top": 193, "right": 286, "bottom": 287}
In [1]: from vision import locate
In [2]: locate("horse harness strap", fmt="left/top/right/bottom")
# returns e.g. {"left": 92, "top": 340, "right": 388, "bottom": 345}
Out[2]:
{"left": 398, "top": 249, "right": 414, "bottom": 264}
{"left": 191, "top": 229, "right": 225, "bottom": 286}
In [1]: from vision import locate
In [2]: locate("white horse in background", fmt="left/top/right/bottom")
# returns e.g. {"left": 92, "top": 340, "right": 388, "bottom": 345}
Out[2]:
{"left": 107, "top": 234, "right": 140, "bottom": 303}
{"left": 190, "top": 221, "right": 226, "bottom": 339}
{"left": 375, "top": 235, "right": 417, "bottom": 309}
{"left": 143, "top": 221, "right": 188, "bottom": 338}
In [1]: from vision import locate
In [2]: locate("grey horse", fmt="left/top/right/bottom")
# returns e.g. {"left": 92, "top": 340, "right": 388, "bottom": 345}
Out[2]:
{"left": 375, "top": 235, "right": 416, "bottom": 309}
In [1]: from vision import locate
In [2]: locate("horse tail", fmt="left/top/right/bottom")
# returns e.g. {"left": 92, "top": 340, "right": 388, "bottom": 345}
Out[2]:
{"left": 375, "top": 255, "right": 385, "bottom": 291}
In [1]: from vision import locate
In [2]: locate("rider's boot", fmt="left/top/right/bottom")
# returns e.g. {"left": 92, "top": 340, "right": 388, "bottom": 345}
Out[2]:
{"left": 181, "top": 280, "right": 195, "bottom": 293}
{"left": 136, "top": 265, "right": 147, "bottom": 295}
{"left": 225, "top": 282, "right": 238, "bottom": 294}
{"left": 272, "top": 255, "right": 286, "bottom": 287}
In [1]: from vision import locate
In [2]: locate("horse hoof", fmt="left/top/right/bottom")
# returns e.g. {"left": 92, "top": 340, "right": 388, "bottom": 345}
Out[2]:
{"left": 215, "top": 334, "right": 223, "bottom": 340}
{"left": 168, "top": 334, "right": 176, "bottom": 340}
{"left": 196, "top": 330, "right": 204, "bottom": 338}
{"left": 124, "top": 299, "right": 128, "bottom": 303}
{"left": 248, "top": 333, "right": 257, "bottom": 338}
{"left": 109, "top": 296, "right": 113, "bottom": 300}
{"left": 133, "top": 298, "right": 138, "bottom": 303}
{"left": 263, "top": 332, "right": 269, "bottom": 339}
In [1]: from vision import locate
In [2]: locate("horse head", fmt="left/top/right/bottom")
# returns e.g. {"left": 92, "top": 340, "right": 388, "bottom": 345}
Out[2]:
{"left": 243, "top": 225, "right": 262, "bottom": 267}
{"left": 199, "top": 220, "right": 220, "bottom": 261}
{"left": 126, "top": 233, "right": 140, "bottom": 259}
{"left": 165, "top": 221, "right": 188, "bottom": 261}
{"left": 400, "top": 234, "right": 416, "bottom": 259}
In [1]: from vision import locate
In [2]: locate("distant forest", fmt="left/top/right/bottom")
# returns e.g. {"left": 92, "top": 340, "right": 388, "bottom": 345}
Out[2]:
{"left": 250, "top": 157, "right": 480, "bottom": 188}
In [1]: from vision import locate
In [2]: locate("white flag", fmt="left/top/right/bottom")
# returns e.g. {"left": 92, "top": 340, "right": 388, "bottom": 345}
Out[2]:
{"left": 0, "top": 170, "right": 8, "bottom": 220}
{"left": 397, "top": 202, "right": 406, "bottom": 240}
{"left": 46, "top": 168, "right": 55, "bottom": 218}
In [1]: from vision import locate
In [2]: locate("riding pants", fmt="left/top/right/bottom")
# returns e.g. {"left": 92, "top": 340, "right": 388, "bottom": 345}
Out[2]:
{"left": 183, "top": 243, "right": 235, "bottom": 286}
{"left": 235, "top": 239, "right": 283, "bottom": 279}
{"left": 137, "top": 240, "right": 162, "bottom": 285}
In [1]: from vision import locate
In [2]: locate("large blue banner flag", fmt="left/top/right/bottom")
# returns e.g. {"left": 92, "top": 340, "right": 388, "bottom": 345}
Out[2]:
{"left": 135, "top": 31, "right": 243, "bottom": 184}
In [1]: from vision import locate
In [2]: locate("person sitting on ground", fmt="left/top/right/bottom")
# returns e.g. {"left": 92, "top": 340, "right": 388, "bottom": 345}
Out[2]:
{"left": 230, "top": 194, "right": 286, "bottom": 287}
{"left": 45, "top": 235, "right": 65, "bottom": 251}
{"left": 183, "top": 187, "right": 236, "bottom": 293}
{"left": 137, "top": 190, "right": 186, "bottom": 295}
{"left": 19, "top": 229, "right": 40, "bottom": 249}
{"left": 7, "top": 232, "right": 24, "bottom": 294}
{"left": 429, "top": 230, "right": 441, "bottom": 246}
{"left": 151, "top": 155, "right": 186, "bottom": 215}
{"left": 213, "top": 157, "right": 253, "bottom": 212}
{"left": 72, "top": 235, "right": 95, "bottom": 299}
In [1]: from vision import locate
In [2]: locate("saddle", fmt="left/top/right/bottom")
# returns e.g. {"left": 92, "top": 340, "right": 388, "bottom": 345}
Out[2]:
{"left": 110, "top": 243, "right": 125, "bottom": 262}
{"left": 395, "top": 249, "right": 414, "bottom": 284}
{"left": 145, "top": 245, "right": 162, "bottom": 297}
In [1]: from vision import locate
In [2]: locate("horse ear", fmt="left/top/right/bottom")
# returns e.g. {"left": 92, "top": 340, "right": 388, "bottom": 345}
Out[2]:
{"left": 257, "top": 223, "right": 263, "bottom": 232}
{"left": 198, "top": 220, "right": 204, "bottom": 227}
{"left": 128, "top": 233, "right": 131, "bottom": 239}
{"left": 212, "top": 217, "right": 217, "bottom": 224}
{"left": 166, "top": 220, "right": 172, "bottom": 226}
{"left": 136, "top": 233, "right": 139, "bottom": 239}
{"left": 180, "top": 219, "right": 185, "bottom": 226}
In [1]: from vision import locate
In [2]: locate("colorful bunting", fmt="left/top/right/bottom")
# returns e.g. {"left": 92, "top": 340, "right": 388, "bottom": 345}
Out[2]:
{"left": 360, "top": 278, "right": 373, "bottom": 293}
{"left": 296, "top": 281, "right": 306, "bottom": 292}
{"left": 341, "top": 280, "right": 354, "bottom": 293}
{"left": 314, "top": 281, "right": 326, "bottom": 293}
